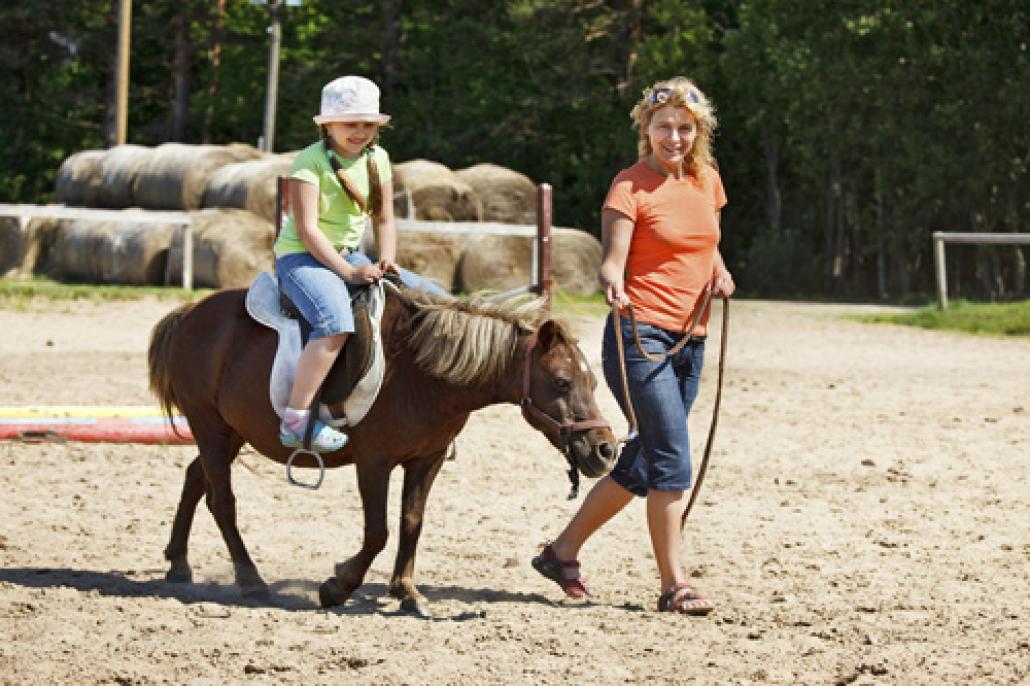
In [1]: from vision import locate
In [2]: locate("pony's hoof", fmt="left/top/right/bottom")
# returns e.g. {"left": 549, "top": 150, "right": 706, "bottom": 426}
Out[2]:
{"left": 165, "top": 564, "right": 192, "bottom": 584}
{"left": 319, "top": 578, "right": 347, "bottom": 608}
{"left": 401, "top": 597, "right": 433, "bottom": 619}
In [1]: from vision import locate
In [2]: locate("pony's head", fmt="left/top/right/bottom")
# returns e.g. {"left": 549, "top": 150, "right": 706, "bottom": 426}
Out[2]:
{"left": 519, "top": 319, "right": 617, "bottom": 478}
{"left": 408, "top": 295, "right": 617, "bottom": 479}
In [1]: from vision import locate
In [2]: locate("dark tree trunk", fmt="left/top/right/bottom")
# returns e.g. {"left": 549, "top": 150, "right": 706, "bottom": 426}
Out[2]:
{"left": 171, "top": 10, "right": 192, "bottom": 142}
{"left": 762, "top": 125, "right": 781, "bottom": 234}
{"left": 103, "top": 6, "right": 119, "bottom": 147}
{"left": 203, "top": 0, "right": 226, "bottom": 144}
{"left": 381, "top": 0, "right": 402, "bottom": 101}
{"left": 1013, "top": 247, "right": 1026, "bottom": 295}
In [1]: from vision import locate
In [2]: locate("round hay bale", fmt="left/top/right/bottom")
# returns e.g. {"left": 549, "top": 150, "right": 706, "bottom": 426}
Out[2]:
{"left": 454, "top": 163, "right": 536, "bottom": 224}
{"left": 165, "top": 209, "right": 274, "bottom": 289}
{"left": 47, "top": 216, "right": 179, "bottom": 285}
{"left": 456, "top": 234, "right": 531, "bottom": 294}
{"left": 55, "top": 150, "right": 105, "bottom": 207}
{"left": 97, "top": 145, "right": 154, "bottom": 208}
{"left": 0, "top": 217, "right": 63, "bottom": 277}
{"left": 132, "top": 143, "right": 263, "bottom": 211}
{"left": 395, "top": 232, "right": 464, "bottom": 293}
{"left": 551, "top": 227, "right": 603, "bottom": 295}
{"left": 456, "top": 227, "right": 601, "bottom": 296}
{"left": 0, "top": 217, "right": 24, "bottom": 275}
{"left": 393, "top": 160, "right": 482, "bottom": 221}
{"left": 201, "top": 154, "right": 293, "bottom": 223}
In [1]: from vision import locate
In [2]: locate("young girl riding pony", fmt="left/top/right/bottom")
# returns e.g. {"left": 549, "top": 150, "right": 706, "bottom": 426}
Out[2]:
{"left": 274, "top": 75, "right": 446, "bottom": 452}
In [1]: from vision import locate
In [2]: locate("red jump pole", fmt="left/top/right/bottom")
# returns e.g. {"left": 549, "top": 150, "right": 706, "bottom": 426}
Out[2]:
{"left": 535, "top": 183, "right": 553, "bottom": 310}
{"left": 0, "top": 419, "right": 194, "bottom": 445}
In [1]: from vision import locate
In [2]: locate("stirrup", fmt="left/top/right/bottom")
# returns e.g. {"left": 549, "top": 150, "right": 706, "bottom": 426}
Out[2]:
{"left": 286, "top": 448, "right": 326, "bottom": 490}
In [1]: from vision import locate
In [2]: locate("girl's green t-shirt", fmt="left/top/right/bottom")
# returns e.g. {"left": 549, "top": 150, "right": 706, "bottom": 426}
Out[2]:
{"left": 273, "top": 141, "right": 393, "bottom": 256}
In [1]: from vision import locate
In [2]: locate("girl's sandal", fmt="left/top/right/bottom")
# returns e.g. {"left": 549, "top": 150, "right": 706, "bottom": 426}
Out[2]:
{"left": 657, "top": 582, "right": 714, "bottom": 616}
{"left": 531, "top": 544, "right": 592, "bottom": 599}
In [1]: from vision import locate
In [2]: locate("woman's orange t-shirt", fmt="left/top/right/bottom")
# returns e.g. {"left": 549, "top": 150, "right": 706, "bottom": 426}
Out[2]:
{"left": 603, "top": 161, "right": 726, "bottom": 334}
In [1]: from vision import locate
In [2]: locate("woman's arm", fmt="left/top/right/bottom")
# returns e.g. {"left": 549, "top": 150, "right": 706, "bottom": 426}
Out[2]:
{"left": 599, "top": 208, "right": 634, "bottom": 307}
{"left": 291, "top": 179, "right": 380, "bottom": 283}
{"left": 711, "top": 211, "right": 735, "bottom": 297}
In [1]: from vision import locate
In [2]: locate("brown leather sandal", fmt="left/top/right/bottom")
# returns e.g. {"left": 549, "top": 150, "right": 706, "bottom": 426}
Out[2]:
{"left": 531, "top": 544, "right": 592, "bottom": 599}
{"left": 657, "top": 582, "right": 714, "bottom": 616}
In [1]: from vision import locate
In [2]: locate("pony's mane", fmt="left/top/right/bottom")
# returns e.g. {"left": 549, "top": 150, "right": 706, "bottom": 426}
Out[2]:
{"left": 407, "top": 293, "right": 552, "bottom": 388}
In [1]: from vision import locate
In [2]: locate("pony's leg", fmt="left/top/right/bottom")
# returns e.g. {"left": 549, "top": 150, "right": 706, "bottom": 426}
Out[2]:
{"left": 195, "top": 427, "right": 266, "bottom": 600}
{"left": 163, "top": 456, "right": 205, "bottom": 583}
{"left": 318, "top": 462, "right": 392, "bottom": 608}
{"left": 389, "top": 453, "right": 446, "bottom": 618}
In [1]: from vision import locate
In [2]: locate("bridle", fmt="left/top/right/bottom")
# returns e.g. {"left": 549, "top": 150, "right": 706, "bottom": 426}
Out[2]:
{"left": 612, "top": 282, "right": 729, "bottom": 530}
{"left": 517, "top": 329, "right": 612, "bottom": 498}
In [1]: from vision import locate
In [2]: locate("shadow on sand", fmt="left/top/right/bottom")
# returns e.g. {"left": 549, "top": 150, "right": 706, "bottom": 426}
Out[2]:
{"left": 0, "top": 566, "right": 613, "bottom": 619}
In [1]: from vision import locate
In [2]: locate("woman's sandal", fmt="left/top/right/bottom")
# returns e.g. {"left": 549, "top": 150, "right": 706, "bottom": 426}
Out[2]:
{"left": 531, "top": 544, "right": 592, "bottom": 599}
{"left": 657, "top": 582, "right": 714, "bottom": 616}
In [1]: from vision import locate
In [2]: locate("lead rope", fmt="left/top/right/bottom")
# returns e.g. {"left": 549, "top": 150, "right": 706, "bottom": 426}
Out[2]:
{"left": 612, "top": 287, "right": 729, "bottom": 531}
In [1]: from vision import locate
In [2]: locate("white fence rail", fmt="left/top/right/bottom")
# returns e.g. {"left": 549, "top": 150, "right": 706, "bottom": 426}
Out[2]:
{"left": 932, "top": 231, "right": 1030, "bottom": 308}
{"left": 1, "top": 185, "right": 555, "bottom": 302}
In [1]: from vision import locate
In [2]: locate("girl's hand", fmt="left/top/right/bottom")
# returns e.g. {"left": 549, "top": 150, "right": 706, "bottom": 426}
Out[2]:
{"left": 377, "top": 258, "right": 400, "bottom": 275}
{"left": 349, "top": 263, "right": 383, "bottom": 284}
{"left": 713, "top": 269, "right": 735, "bottom": 297}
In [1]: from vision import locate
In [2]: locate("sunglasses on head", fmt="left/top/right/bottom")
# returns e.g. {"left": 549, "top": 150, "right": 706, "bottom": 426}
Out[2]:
{"left": 650, "top": 86, "right": 700, "bottom": 105}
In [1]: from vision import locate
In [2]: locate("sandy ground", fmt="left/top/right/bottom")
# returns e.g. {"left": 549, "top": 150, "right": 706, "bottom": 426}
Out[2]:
{"left": 0, "top": 294, "right": 1027, "bottom": 685}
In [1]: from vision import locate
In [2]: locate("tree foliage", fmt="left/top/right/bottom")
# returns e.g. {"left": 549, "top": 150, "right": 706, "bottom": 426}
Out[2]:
{"left": 1, "top": 0, "right": 1026, "bottom": 301}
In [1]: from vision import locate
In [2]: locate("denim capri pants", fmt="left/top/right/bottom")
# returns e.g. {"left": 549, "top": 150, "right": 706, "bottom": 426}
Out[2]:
{"left": 275, "top": 251, "right": 448, "bottom": 339}
{"left": 600, "top": 313, "right": 706, "bottom": 497}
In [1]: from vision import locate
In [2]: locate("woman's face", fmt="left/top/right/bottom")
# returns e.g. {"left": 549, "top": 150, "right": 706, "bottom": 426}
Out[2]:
{"left": 646, "top": 105, "right": 697, "bottom": 174}
{"left": 326, "top": 120, "right": 379, "bottom": 158}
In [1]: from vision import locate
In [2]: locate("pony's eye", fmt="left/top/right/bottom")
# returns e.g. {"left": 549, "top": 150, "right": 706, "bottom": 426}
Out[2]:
{"left": 554, "top": 377, "right": 571, "bottom": 393}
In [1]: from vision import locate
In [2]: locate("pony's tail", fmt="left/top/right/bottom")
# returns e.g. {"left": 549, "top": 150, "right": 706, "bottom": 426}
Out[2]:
{"left": 147, "top": 302, "right": 196, "bottom": 435}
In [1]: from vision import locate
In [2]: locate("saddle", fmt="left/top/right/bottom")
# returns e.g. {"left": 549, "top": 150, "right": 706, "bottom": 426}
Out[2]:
{"left": 244, "top": 271, "right": 386, "bottom": 428}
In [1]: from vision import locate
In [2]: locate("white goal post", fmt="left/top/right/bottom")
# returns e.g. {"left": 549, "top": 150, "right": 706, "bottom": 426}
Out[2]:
{"left": 932, "top": 232, "right": 1030, "bottom": 309}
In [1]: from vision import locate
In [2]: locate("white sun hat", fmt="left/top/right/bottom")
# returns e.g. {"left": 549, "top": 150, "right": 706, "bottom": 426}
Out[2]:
{"left": 313, "top": 75, "right": 391, "bottom": 125}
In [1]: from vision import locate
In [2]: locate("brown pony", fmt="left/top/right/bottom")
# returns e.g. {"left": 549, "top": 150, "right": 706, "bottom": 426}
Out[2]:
{"left": 147, "top": 285, "right": 617, "bottom": 617}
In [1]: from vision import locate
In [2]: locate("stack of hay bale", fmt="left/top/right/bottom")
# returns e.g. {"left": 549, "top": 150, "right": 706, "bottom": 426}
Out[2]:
{"left": 31, "top": 143, "right": 278, "bottom": 288}
{"left": 27, "top": 144, "right": 601, "bottom": 294}
{"left": 389, "top": 160, "right": 601, "bottom": 295}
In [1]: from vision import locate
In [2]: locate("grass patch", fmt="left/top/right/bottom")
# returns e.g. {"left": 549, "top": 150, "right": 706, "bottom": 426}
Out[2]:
{"left": 857, "top": 300, "right": 1030, "bottom": 338}
{"left": 551, "top": 289, "right": 609, "bottom": 319}
{"left": 0, "top": 277, "right": 208, "bottom": 311}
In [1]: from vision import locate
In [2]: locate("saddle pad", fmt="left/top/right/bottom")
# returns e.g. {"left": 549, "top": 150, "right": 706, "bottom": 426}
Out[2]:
{"left": 244, "top": 271, "right": 386, "bottom": 427}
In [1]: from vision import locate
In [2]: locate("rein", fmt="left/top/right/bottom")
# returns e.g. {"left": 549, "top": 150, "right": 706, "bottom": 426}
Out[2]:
{"left": 517, "top": 329, "right": 612, "bottom": 499}
{"left": 611, "top": 285, "right": 729, "bottom": 531}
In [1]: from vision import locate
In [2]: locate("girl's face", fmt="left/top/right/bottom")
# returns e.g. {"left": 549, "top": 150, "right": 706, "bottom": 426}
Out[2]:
{"left": 646, "top": 105, "right": 697, "bottom": 175}
{"left": 325, "top": 120, "right": 379, "bottom": 158}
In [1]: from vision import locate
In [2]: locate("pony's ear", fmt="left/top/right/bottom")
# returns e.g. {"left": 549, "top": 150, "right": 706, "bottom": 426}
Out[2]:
{"left": 537, "top": 319, "right": 566, "bottom": 350}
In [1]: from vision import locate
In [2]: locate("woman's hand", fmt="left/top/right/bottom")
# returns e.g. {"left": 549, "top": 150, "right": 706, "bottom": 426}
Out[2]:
{"left": 377, "top": 258, "right": 400, "bottom": 275}
{"left": 601, "top": 275, "right": 630, "bottom": 309}
{"left": 712, "top": 268, "right": 735, "bottom": 298}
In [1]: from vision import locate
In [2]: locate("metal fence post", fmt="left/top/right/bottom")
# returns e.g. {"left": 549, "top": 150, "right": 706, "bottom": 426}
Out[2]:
{"left": 933, "top": 232, "right": 948, "bottom": 309}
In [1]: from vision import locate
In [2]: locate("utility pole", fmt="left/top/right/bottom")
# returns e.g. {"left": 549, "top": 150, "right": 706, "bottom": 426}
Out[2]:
{"left": 260, "top": 0, "right": 282, "bottom": 152}
{"left": 114, "top": 0, "right": 132, "bottom": 145}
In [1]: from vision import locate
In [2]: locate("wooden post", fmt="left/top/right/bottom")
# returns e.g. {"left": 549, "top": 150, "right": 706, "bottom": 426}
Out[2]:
{"left": 535, "top": 183, "right": 553, "bottom": 309}
{"left": 933, "top": 232, "right": 948, "bottom": 309}
{"left": 261, "top": 0, "right": 283, "bottom": 152}
{"left": 114, "top": 0, "right": 132, "bottom": 145}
